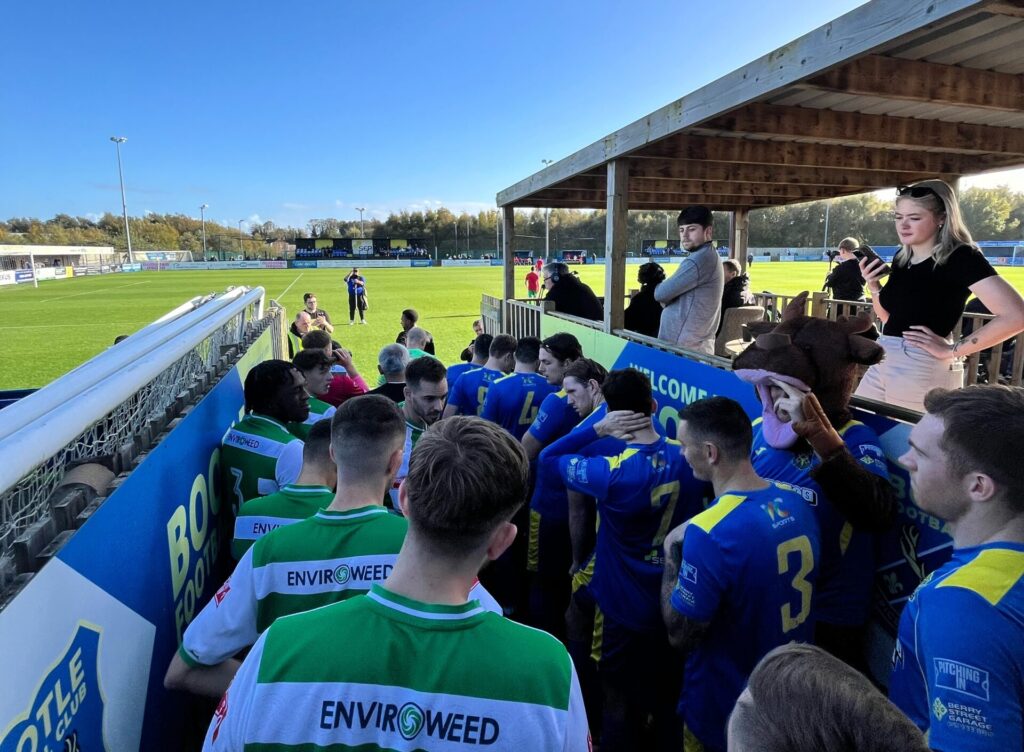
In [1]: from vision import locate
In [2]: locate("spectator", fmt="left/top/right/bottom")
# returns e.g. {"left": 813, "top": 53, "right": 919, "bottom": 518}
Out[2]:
{"left": 542, "top": 262, "right": 603, "bottom": 322}
{"left": 396, "top": 308, "right": 435, "bottom": 355}
{"left": 728, "top": 643, "right": 928, "bottom": 752}
{"left": 368, "top": 344, "right": 410, "bottom": 404}
{"left": 301, "top": 330, "right": 368, "bottom": 407}
{"left": 202, "top": 415, "right": 589, "bottom": 751}
{"left": 822, "top": 237, "right": 865, "bottom": 306}
{"left": 342, "top": 267, "right": 367, "bottom": 324}
{"left": 654, "top": 206, "right": 724, "bottom": 354}
{"left": 963, "top": 297, "right": 1016, "bottom": 382}
{"left": 624, "top": 262, "right": 665, "bottom": 338}
{"left": 717, "top": 259, "right": 755, "bottom": 336}
{"left": 288, "top": 311, "right": 313, "bottom": 358}
{"left": 451, "top": 333, "right": 492, "bottom": 385}
{"left": 302, "top": 292, "right": 333, "bottom": 334}
{"left": 662, "top": 397, "right": 821, "bottom": 752}
{"left": 459, "top": 320, "right": 486, "bottom": 362}
{"left": 857, "top": 180, "right": 1024, "bottom": 411}
{"left": 230, "top": 418, "right": 337, "bottom": 559}
{"left": 405, "top": 326, "right": 434, "bottom": 359}
{"left": 287, "top": 349, "right": 338, "bottom": 440}
{"left": 889, "top": 385, "right": 1024, "bottom": 751}
{"left": 221, "top": 360, "right": 309, "bottom": 513}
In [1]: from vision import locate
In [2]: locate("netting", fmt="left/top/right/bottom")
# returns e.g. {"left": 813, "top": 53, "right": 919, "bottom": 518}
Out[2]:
{"left": 0, "top": 300, "right": 283, "bottom": 554}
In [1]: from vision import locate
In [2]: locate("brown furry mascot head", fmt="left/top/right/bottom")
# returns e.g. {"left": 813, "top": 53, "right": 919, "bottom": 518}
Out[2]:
{"left": 732, "top": 291, "right": 884, "bottom": 446}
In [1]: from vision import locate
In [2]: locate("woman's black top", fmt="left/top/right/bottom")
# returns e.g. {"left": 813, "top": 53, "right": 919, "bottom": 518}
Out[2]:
{"left": 878, "top": 245, "right": 996, "bottom": 338}
{"left": 624, "top": 286, "right": 663, "bottom": 337}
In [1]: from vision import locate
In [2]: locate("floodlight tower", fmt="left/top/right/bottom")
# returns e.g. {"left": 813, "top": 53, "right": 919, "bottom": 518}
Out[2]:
{"left": 355, "top": 207, "right": 366, "bottom": 237}
{"left": 200, "top": 204, "right": 209, "bottom": 255}
{"left": 541, "top": 159, "right": 554, "bottom": 258}
{"left": 110, "top": 136, "right": 134, "bottom": 263}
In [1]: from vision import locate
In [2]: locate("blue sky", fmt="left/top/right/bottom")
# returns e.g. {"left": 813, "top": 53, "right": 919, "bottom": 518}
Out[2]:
{"left": 4, "top": 0, "right": 1022, "bottom": 231}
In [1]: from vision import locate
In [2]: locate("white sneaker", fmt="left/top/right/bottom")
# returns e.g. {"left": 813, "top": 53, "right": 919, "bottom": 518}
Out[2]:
{"left": 359, "top": 320, "right": 367, "bottom": 325}
{"left": 349, "top": 321, "right": 355, "bottom": 325}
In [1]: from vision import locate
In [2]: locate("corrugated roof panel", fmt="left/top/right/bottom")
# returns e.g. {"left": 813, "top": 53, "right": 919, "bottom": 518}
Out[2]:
{"left": 926, "top": 19, "right": 1024, "bottom": 65}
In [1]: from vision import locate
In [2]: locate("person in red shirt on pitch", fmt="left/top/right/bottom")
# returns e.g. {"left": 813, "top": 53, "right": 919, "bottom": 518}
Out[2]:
{"left": 526, "top": 268, "right": 541, "bottom": 298}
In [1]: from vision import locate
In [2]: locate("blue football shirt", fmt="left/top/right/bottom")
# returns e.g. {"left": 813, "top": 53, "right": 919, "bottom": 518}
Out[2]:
{"left": 480, "top": 372, "right": 558, "bottom": 440}
{"left": 670, "top": 482, "right": 821, "bottom": 751}
{"left": 446, "top": 362, "right": 474, "bottom": 388}
{"left": 751, "top": 418, "right": 889, "bottom": 626}
{"left": 890, "top": 542, "right": 1024, "bottom": 751}
{"left": 447, "top": 366, "right": 503, "bottom": 416}
{"left": 558, "top": 436, "right": 711, "bottom": 634}
{"left": 527, "top": 390, "right": 581, "bottom": 447}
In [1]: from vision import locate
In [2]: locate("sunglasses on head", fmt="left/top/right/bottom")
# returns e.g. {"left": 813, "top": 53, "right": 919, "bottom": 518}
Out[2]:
{"left": 896, "top": 185, "right": 939, "bottom": 200}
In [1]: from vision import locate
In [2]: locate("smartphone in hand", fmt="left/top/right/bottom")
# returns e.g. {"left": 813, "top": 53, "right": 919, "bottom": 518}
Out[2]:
{"left": 858, "top": 246, "right": 890, "bottom": 277}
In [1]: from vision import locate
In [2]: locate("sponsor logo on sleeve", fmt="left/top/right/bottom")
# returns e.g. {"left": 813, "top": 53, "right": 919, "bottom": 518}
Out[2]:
{"left": 681, "top": 561, "right": 698, "bottom": 585}
{"left": 566, "top": 458, "right": 589, "bottom": 485}
{"left": 0, "top": 624, "right": 106, "bottom": 752}
{"left": 933, "top": 659, "right": 990, "bottom": 701}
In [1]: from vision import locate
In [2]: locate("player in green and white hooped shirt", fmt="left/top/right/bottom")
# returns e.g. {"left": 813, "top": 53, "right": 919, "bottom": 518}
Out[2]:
{"left": 389, "top": 355, "right": 448, "bottom": 508}
{"left": 168, "top": 395, "right": 408, "bottom": 699}
{"left": 221, "top": 360, "right": 309, "bottom": 514}
{"left": 204, "top": 415, "right": 590, "bottom": 751}
{"left": 231, "top": 418, "right": 337, "bottom": 559}
{"left": 287, "top": 349, "right": 338, "bottom": 440}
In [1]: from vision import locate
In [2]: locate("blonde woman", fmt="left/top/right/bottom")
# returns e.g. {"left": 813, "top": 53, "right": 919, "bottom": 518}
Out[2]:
{"left": 856, "top": 180, "right": 1024, "bottom": 411}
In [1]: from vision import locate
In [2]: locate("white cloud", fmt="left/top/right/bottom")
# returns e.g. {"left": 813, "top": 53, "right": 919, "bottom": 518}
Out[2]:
{"left": 246, "top": 213, "right": 262, "bottom": 225}
{"left": 84, "top": 212, "right": 101, "bottom": 222}
{"left": 962, "top": 167, "right": 1024, "bottom": 192}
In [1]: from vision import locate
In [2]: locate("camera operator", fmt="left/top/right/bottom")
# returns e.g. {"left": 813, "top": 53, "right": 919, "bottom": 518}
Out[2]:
{"left": 823, "top": 237, "right": 866, "bottom": 316}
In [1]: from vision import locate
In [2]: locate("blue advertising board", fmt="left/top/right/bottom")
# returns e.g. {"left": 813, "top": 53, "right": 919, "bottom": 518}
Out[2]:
{"left": 14, "top": 270, "right": 34, "bottom": 283}
{"left": 289, "top": 260, "right": 319, "bottom": 269}
{"left": 0, "top": 328, "right": 275, "bottom": 750}
{"left": 410, "top": 259, "right": 432, "bottom": 267}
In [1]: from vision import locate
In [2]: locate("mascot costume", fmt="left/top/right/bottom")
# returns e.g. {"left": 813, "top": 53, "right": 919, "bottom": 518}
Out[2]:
{"left": 733, "top": 292, "right": 896, "bottom": 667}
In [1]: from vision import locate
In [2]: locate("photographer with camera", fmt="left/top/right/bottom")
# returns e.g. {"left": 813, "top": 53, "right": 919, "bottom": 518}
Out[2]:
{"left": 823, "top": 238, "right": 866, "bottom": 313}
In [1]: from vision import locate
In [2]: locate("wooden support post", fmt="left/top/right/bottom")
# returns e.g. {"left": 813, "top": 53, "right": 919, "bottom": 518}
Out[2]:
{"left": 728, "top": 212, "right": 737, "bottom": 260}
{"left": 734, "top": 208, "right": 749, "bottom": 274}
{"left": 502, "top": 207, "right": 516, "bottom": 303}
{"left": 604, "top": 160, "right": 629, "bottom": 333}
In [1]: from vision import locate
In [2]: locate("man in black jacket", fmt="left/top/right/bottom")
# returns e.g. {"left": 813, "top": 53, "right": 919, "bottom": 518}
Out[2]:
{"left": 542, "top": 262, "right": 603, "bottom": 322}
{"left": 823, "top": 237, "right": 866, "bottom": 306}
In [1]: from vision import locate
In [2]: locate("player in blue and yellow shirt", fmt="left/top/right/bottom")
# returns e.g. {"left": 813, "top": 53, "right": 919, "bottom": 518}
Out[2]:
{"left": 443, "top": 334, "right": 516, "bottom": 417}
{"left": 889, "top": 385, "right": 1024, "bottom": 752}
{"left": 481, "top": 337, "right": 557, "bottom": 440}
{"left": 558, "top": 369, "right": 710, "bottom": 752}
{"left": 446, "top": 333, "right": 491, "bottom": 389}
{"left": 750, "top": 378, "right": 893, "bottom": 667}
{"left": 521, "top": 333, "right": 585, "bottom": 463}
{"left": 663, "top": 397, "right": 820, "bottom": 752}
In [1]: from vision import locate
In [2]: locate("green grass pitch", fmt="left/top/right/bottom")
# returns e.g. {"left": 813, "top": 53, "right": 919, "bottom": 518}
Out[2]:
{"left": 2, "top": 262, "right": 1023, "bottom": 390}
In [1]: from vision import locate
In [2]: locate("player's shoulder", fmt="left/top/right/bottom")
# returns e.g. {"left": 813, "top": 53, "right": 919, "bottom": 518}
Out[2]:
{"left": 482, "top": 614, "right": 573, "bottom": 671}
{"left": 237, "top": 492, "right": 280, "bottom": 516}
{"left": 926, "top": 546, "right": 1024, "bottom": 616}
{"left": 838, "top": 419, "right": 881, "bottom": 443}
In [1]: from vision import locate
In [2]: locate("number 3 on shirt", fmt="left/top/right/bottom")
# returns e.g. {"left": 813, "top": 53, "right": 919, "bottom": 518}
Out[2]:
{"left": 777, "top": 535, "right": 814, "bottom": 633}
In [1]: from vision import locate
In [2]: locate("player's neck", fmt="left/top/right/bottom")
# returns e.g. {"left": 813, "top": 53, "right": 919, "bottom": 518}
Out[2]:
{"left": 384, "top": 538, "right": 480, "bottom": 606}
{"left": 327, "top": 476, "right": 388, "bottom": 512}
{"left": 513, "top": 363, "right": 536, "bottom": 374}
{"left": 711, "top": 462, "right": 770, "bottom": 498}
{"left": 295, "top": 465, "right": 334, "bottom": 489}
{"left": 950, "top": 505, "right": 1024, "bottom": 549}
{"left": 403, "top": 404, "right": 426, "bottom": 429}
{"left": 628, "top": 425, "right": 660, "bottom": 445}
{"left": 483, "top": 357, "right": 505, "bottom": 372}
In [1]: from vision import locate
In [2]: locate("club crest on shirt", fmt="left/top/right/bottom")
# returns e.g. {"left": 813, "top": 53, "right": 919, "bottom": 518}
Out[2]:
{"left": 791, "top": 452, "right": 813, "bottom": 471}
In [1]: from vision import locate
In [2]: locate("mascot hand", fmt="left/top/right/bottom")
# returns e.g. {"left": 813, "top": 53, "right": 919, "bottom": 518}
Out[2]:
{"left": 793, "top": 393, "right": 844, "bottom": 459}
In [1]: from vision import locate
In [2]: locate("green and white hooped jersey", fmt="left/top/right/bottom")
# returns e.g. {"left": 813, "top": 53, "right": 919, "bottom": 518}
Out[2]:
{"left": 221, "top": 413, "right": 304, "bottom": 512}
{"left": 182, "top": 506, "right": 502, "bottom": 669}
{"left": 231, "top": 484, "right": 335, "bottom": 560}
{"left": 203, "top": 585, "right": 589, "bottom": 751}
{"left": 287, "top": 397, "right": 336, "bottom": 441}
{"left": 181, "top": 506, "right": 407, "bottom": 668}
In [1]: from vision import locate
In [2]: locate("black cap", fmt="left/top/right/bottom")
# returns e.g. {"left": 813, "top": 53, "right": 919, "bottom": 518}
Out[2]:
{"left": 677, "top": 206, "right": 713, "bottom": 228}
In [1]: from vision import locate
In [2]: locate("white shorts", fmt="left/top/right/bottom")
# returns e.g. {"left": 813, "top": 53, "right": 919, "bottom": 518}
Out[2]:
{"left": 854, "top": 334, "right": 964, "bottom": 412}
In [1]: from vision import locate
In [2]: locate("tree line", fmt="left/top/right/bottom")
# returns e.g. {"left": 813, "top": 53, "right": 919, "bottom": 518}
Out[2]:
{"left": 2, "top": 186, "right": 1021, "bottom": 256}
